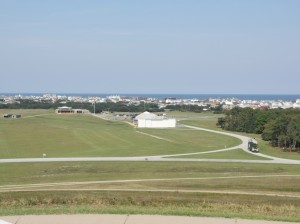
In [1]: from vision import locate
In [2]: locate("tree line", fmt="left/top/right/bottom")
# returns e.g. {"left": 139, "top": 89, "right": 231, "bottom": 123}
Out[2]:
{"left": 217, "top": 107, "right": 300, "bottom": 151}
{"left": 0, "top": 100, "right": 164, "bottom": 113}
{"left": 0, "top": 99, "right": 221, "bottom": 113}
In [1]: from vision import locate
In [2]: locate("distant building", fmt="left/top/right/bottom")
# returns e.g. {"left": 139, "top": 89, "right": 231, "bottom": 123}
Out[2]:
{"left": 293, "top": 99, "right": 300, "bottom": 109}
{"left": 56, "top": 106, "right": 73, "bottom": 114}
{"left": 3, "top": 114, "right": 21, "bottom": 118}
{"left": 164, "top": 98, "right": 182, "bottom": 104}
{"left": 55, "top": 107, "right": 89, "bottom": 114}
{"left": 134, "top": 111, "right": 176, "bottom": 128}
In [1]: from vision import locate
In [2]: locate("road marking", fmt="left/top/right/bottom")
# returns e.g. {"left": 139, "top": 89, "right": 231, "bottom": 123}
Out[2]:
{"left": 135, "top": 130, "right": 174, "bottom": 142}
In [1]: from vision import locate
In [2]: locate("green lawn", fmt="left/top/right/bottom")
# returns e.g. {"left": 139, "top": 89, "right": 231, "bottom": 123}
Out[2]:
{"left": 0, "top": 109, "right": 54, "bottom": 117}
{"left": 140, "top": 128, "right": 241, "bottom": 153}
{"left": 177, "top": 113, "right": 223, "bottom": 130}
{"left": 0, "top": 110, "right": 240, "bottom": 158}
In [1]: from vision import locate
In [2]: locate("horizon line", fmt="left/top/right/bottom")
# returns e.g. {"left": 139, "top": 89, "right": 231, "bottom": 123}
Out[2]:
{"left": 1, "top": 92, "right": 300, "bottom": 95}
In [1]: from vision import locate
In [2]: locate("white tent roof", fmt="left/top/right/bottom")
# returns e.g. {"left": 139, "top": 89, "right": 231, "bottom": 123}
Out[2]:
{"left": 135, "top": 111, "right": 158, "bottom": 120}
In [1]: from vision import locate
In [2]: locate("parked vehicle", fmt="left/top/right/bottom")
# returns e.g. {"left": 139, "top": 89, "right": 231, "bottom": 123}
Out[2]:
{"left": 248, "top": 139, "right": 259, "bottom": 152}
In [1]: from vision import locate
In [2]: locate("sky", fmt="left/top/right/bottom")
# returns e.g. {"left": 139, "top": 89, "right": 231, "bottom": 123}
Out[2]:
{"left": 0, "top": 0, "right": 300, "bottom": 94}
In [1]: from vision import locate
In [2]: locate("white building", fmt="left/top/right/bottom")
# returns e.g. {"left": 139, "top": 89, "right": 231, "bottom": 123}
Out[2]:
{"left": 135, "top": 111, "right": 176, "bottom": 128}
{"left": 293, "top": 99, "right": 300, "bottom": 109}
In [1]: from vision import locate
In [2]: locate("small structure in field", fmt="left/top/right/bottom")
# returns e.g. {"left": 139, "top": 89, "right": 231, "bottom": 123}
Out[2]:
{"left": 55, "top": 107, "right": 89, "bottom": 114}
{"left": 3, "top": 114, "right": 21, "bottom": 118}
{"left": 134, "top": 111, "right": 176, "bottom": 128}
{"left": 56, "top": 106, "right": 73, "bottom": 114}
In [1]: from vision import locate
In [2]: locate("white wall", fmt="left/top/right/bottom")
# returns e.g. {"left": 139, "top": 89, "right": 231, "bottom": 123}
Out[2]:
{"left": 137, "top": 119, "right": 176, "bottom": 128}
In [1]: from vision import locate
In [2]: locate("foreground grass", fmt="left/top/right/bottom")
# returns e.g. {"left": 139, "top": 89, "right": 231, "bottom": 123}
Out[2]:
{"left": 1, "top": 161, "right": 300, "bottom": 185}
{"left": 0, "top": 191, "right": 300, "bottom": 222}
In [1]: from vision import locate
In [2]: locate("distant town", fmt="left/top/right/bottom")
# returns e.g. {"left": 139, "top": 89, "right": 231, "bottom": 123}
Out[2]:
{"left": 1, "top": 94, "right": 300, "bottom": 110}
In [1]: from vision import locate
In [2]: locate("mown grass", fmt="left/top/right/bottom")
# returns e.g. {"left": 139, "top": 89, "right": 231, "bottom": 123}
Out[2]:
{"left": 177, "top": 113, "right": 223, "bottom": 130}
{"left": 140, "top": 128, "right": 241, "bottom": 154}
{"left": 0, "top": 109, "right": 54, "bottom": 117}
{"left": 0, "top": 110, "right": 240, "bottom": 158}
{"left": 0, "top": 191, "right": 300, "bottom": 222}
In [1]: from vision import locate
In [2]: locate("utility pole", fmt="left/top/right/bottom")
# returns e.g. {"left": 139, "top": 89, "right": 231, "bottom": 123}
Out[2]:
{"left": 94, "top": 100, "right": 96, "bottom": 115}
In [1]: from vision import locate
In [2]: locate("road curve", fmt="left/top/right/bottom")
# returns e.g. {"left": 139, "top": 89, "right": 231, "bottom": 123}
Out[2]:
{"left": 181, "top": 125, "right": 298, "bottom": 162}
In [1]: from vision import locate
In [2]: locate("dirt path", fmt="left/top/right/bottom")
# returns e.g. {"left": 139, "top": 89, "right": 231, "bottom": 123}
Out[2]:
{"left": 1, "top": 174, "right": 299, "bottom": 198}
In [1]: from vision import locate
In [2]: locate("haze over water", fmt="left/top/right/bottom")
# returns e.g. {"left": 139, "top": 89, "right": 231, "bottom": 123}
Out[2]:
{"left": 1, "top": 93, "right": 300, "bottom": 101}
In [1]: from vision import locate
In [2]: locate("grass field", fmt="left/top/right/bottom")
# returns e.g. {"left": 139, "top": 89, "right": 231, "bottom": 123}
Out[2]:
{"left": 175, "top": 112, "right": 223, "bottom": 130}
{"left": 1, "top": 109, "right": 300, "bottom": 221}
{"left": 2, "top": 161, "right": 300, "bottom": 185}
{"left": 0, "top": 110, "right": 240, "bottom": 158}
{"left": 1, "top": 161, "right": 300, "bottom": 221}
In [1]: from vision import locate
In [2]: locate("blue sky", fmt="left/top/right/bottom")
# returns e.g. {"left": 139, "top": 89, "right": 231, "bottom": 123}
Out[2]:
{"left": 0, "top": 0, "right": 299, "bottom": 94}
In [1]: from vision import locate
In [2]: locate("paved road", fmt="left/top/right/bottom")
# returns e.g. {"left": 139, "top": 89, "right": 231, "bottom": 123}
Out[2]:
{"left": 1, "top": 124, "right": 299, "bottom": 165}
{"left": 1, "top": 214, "right": 299, "bottom": 224}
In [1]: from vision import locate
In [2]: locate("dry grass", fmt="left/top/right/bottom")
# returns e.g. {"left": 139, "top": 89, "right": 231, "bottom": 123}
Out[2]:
{"left": 0, "top": 191, "right": 300, "bottom": 222}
